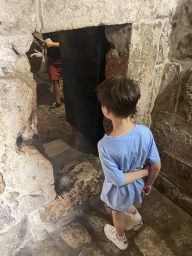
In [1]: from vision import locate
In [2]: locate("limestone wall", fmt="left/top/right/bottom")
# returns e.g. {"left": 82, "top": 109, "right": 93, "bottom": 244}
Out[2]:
{"left": 151, "top": 0, "right": 192, "bottom": 215}
{"left": 0, "top": 0, "right": 187, "bottom": 255}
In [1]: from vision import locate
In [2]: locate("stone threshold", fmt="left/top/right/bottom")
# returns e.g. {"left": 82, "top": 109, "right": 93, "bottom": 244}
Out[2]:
{"left": 154, "top": 173, "right": 192, "bottom": 216}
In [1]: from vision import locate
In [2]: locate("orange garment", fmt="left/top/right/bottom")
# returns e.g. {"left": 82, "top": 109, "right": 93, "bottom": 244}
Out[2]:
{"left": 47, "top": 57, "right": 62, "bottom": 81}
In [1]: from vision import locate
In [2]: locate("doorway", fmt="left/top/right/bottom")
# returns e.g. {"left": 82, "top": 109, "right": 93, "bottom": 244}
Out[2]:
{"left": 59, "top": 26, "right": 110, "bottom": 144}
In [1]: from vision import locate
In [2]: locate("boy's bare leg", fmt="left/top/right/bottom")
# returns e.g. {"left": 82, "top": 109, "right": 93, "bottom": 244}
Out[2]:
{"left": 112, "top": 210, "right": 125, "bottom": 239}
{"left": 53, "top": 80, "right": 61, "bottom": 104}
{"left": 127, "top": 205, "right": 137, "bottom": 214}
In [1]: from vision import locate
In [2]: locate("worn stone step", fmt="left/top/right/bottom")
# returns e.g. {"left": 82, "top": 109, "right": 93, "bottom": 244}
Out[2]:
{"left": 160, "top": 149, "right": 192, "bottom": 196}
{"left": 154, "top": 173, "right": 192, "bottom": 215}
{"left": 153, "top": 112, "right": 192, "bottom": 160}
{"left": 39, "top": 160, "right": 102, "bottom": 223}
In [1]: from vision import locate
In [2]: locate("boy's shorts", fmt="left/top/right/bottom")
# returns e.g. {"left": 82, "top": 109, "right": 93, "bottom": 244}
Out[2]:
{"left": 110, "top": 206, "right": 119, "bottom": 211}
{"left": 108, "top": 205, "right": 120, "bottom": 212}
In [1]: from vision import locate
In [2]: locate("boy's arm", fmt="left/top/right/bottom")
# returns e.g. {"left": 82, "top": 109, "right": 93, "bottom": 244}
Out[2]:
{"left": 123, "top": 169, "right": 148, "bottom": 186}
{"left": 98, "top": 145, "right": 148, "bottom": 187}
{"left": 142, "top": 161, "right": 161, "bottom": 195}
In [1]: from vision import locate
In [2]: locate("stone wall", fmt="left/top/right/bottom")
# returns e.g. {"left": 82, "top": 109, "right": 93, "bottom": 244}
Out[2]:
{"left": 151, "top": 0, "right": 192, "bottom": 215}
{"left": 0, "top": 0, "right": 186, "bottom": 255}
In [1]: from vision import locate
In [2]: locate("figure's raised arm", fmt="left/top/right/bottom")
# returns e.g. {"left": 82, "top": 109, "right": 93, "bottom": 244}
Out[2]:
{"left": 43, "top": 40, "right": 59, "bottom": 47}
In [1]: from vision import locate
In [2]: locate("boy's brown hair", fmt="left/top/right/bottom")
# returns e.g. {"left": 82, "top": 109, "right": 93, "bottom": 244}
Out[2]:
{"left": 96, "top": 75, "right": 140, "bottom": 118}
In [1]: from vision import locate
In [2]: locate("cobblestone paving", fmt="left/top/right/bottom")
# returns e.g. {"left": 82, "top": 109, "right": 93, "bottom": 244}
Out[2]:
{"left": 16, "top": 76, "right": 192, "bottom": 256}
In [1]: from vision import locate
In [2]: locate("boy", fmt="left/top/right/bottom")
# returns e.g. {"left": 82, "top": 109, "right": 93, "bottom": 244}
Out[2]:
{"left": 97, "top": 76, "right": 161, "bottom": 250}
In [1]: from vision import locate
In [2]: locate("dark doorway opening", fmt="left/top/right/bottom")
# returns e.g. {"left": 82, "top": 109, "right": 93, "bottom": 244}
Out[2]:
{"left": 28, "top": 24, "right": 132, "bottom": 155}
{"left": 27, "top": 24, "right": 131, "bottom": 197}
{"left": 59, "top": 26, "right": 110, "bottom": 144}
{"left": 27, "top": 26, "right": 111, "bottom": 156}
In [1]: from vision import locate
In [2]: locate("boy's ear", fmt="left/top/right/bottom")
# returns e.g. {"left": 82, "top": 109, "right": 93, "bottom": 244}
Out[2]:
{"left": 106, "top": 107, "right": 111, "bottom": 115}
{"left": 101, "top": 105, "right": 108, "bottom": 116}
{"left": 102, "top": 105, "right": 112, "bottom": 118}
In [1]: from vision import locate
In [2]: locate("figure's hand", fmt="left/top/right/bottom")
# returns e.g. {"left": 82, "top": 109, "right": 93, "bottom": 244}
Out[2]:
{"left": 43, "top": 40, "right": 59, "bottom": 47}
{"left": 43, "top": 40, "right": 53, "bottom": 47}
{"left": 142, "top": 185, "right": 152, "bottom": 195}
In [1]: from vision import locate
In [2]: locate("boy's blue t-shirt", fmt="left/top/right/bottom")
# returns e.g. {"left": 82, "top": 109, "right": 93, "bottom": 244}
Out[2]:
{"left": 97, "top": 124, "right": 160, "bottom": 212}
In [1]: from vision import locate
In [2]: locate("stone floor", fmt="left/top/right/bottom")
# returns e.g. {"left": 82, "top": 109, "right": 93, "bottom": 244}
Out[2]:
{"left": 15, "top": 74, "right": 192, "bottom": 256}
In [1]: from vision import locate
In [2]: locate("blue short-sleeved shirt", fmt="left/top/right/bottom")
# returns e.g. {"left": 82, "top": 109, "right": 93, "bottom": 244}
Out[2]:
{"left": 97, "top": 124, "right": 160, "bottom": 212}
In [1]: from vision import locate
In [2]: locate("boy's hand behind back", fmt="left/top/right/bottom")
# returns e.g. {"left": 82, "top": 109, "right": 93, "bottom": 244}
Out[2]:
{"left": 142, "top": 185, "right": 151, "bottom": 195}
{"left": 142, "top": 161, "right": 161, "bottom": 196}
{"left": 142, "top": 162, "right": 151, "bottom": 195}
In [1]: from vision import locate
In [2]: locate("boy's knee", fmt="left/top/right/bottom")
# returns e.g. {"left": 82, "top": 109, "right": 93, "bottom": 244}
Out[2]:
{"left": 112, "top": 210, "right": 123, "bottom": 216}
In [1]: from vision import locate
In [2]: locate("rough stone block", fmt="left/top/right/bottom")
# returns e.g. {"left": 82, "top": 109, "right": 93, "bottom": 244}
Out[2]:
{"left": 147, "top": 65, "right": 165, "bottom": 114}
{"left": 18, "top": 195, "right": 47, "bottom": 214}
{"left": 0, "top": 200, "right": 14, "bottom": 231}
{"left": 0, "top": 173, "right": 5, "bottom": 194}
{"left": 0, "top": 218, "right": 27, "bottom": 256}
{"left": 41, "top": 0, "right": 180, "bottom": 32}
{"left": 12, "top": 34, "right": 33, "bottom": 55}
{"left": 105, "top": 24, "right": 132, "bottom": 77}
{"left": 154, "top": 174, "right": 180, "bottom": 201}
{"left": 79, "top": 247, "right": 105, "bottom": 256}
{"left": 54, "top": 159, "right": 100, "bottom": 196}
{"left": 3, "top": 148, "right": 56, "bottom": 198}
{"left": 6, "top": 191, "right": 20, "bottom": 203}
{"left": 43, "top": 139, "right": 71, "bottom": 158}
{"left": 156, "top": 21, "right": 172, "bottom": 64}
{"left": 135, "top": 226, "right": 175, "bottom": 256}
{"left": 41, "top": 0, "right": 137, "bottom": 33}
{"left": 176, "top": 194, "right": 192, "bottom": 215}
{"left": 42, "top": 161, "right": 101, "bottom": 222}
{"left": 177, "top": 33, "right": 192, "bottom": 59}
{"left": 61, "top": 222, "right": 92, "bottom": 248}
{"left": 0, "top": 173, "right": 3, "bottom": 183}
{"left": 170, "top": 220, "right": 192, "bottom": 250}
{"left": 136, "top": 0, "right": 179, "bottom": 21}
{"left": 160, "top": 151, "right": 192, "bottom": 195}
{"left": 169, "top": 1, "right": 192, "bottom": 60}
{"left": 13, "top": 54, "right": 33, "bottom": 78}
{"left": 0, "top": 0, "right": 36, "bottom": 35}
{"left": 140, "top": 188, "right": 192, "bottom": 254}
{"left": 177, "top": 70, "right": 192, "bottom": 122}
{"left": 153, "top": 174, "right": 192, "bottom": 215}
{"left": 87, "top": 214, "right": 108, "bottom": 242}
{"left": 30, "top": 238, "right": 66, "bottom": 256}
{"left": 0, "top": 77, "right": 35, "bottom": 145}
{"left": 0, "top": 47, "right": 18, "bottom": 76}
{"left": 15, "top": 248, "right": 31, "bottom": 256}
{"left": 153, "top": 63, "right": 181, "bottom": 113}
{"left": 0, "top": 140, "right": 5, "bottom": 162}
{"left": 88, "top": 194, "right": 104, "bottom": 210}
{"left": 153, "top": 116, "right": 192, "bottom": 160}
{"left": 0, "top": 47, "right": 17, "bottom": 63}
{"left": 71, "top": 162, "right": 99, "bottom": 190}
{"left": 27, "top": 211, "right": 50, "bottom": 241}
{"left": 128, "top": 21, "right": 162, "bottom": 126}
